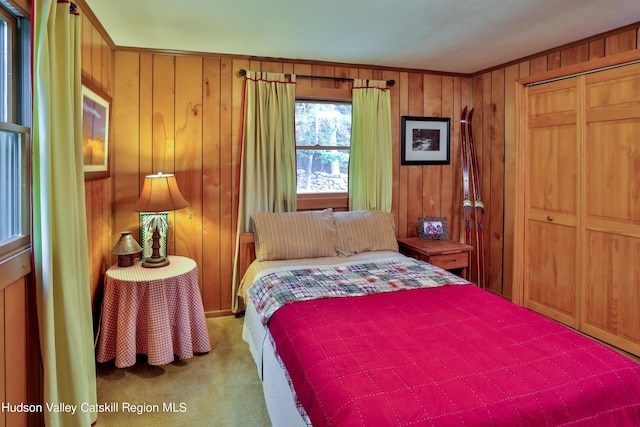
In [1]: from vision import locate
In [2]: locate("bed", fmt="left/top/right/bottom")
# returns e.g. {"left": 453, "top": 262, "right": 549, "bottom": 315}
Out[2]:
{"left": 240, "top": 209, "right": 640, "bottom": 427}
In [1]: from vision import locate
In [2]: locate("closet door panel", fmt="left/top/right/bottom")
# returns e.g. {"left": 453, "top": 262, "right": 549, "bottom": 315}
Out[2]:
{"left": 527, "top": 125, "right": 578, "bottom": 216}
{"left": 585, "top": 62, "right": 640, "bottom": 117}
{"left": 524, "top": 221, "right": 578, "bottom": 327}
{"left": 528, "top": 78, "right": 577, "bottom": 124}
{"left": 585, "top": 120, "right": 640, "bottom": 225}
{"left": 583, "top": 231, "right": 640, "bottom": 355}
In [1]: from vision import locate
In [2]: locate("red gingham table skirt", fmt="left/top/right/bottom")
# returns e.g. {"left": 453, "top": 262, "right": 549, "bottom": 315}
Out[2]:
{"left": 96, "top": 256, "right": 211, "bottom": 368}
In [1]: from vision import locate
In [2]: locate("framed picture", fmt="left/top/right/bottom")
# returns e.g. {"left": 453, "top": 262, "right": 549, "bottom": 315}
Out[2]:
{"left": 401, "top": 116, "right": 450, "bottom": 165}
{"left": 82, "top": 78, "right": 111, "bottom": 180}
{"left": 417, "top": 216, "right": 449, "bottom": 240}
{"left": 140, "top": 212, "right": 168, "bottom": 260}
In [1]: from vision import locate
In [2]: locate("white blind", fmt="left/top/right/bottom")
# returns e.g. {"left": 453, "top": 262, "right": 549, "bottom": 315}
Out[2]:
{"left": 0, "top": 130, "right": 20, "bottom": 243}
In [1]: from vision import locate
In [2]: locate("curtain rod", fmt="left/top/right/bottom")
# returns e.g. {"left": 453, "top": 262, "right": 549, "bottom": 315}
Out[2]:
{"left": 238, "top": 69, "right": 395, "bottom": 87}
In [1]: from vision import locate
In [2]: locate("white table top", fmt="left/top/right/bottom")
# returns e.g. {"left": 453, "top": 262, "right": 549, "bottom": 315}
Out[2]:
{"left": 106, "top": 255, "right": 196, "bottom": 282}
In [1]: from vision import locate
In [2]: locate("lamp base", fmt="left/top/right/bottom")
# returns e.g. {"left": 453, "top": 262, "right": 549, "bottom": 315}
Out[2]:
{"left": 142, "top": 255, "right": 170, "bottom": 268}
{"left": 142, "top": 221, "right": 170, "bottom": 268}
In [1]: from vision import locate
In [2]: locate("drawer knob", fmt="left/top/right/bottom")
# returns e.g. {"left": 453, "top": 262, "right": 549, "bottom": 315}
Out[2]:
{"left": 547, "top": 215, "right": 553, "bottom": 222}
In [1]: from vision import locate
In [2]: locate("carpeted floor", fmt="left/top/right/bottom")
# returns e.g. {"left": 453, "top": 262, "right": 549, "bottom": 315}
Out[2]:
{"left": 95, "top": 315, "right": 271, "bottom": 427}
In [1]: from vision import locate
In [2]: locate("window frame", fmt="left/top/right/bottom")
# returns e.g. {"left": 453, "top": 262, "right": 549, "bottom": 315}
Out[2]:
{"left": 0, "top": 4, "right": 30, "bottom": 289}
{"left": 295, "top": 97, "right": 351, "bottom": 211}
{"left": 0, "top": 6, "right": 15, "bottom": 123}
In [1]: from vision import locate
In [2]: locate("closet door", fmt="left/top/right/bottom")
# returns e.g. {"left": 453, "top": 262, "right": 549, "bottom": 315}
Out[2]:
{"left": 581, "top": 63, "right": 640, "bottom": 355}
{"left": 523, "top": 78, "right": 580, "bottom": 328}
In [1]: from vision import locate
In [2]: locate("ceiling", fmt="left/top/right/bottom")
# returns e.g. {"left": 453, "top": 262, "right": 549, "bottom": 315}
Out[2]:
{"left": 84, "top": 0, "right": 640, "bottom": 74}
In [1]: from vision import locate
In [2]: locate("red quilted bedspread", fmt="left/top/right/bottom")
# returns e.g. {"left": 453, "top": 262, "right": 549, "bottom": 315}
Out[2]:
{"left": 268, "top": 284, "right": 640, "bottom": 427}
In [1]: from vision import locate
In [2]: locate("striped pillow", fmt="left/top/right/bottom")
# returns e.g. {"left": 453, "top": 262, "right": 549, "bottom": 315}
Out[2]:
{"left": 334, "top": 210, "right": 398, "bottom": 256}
{"left": 253, "top": 209, "right": 337, "bottom": 261}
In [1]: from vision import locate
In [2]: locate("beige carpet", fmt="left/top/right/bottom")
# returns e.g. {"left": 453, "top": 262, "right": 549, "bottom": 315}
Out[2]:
{"left": 95, "top": 316, "right": 271, "bottom": 427}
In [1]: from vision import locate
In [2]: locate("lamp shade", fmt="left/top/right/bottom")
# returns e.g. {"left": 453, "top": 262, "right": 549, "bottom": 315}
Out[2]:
{"left": 132, "top": 172, "right": 189, "bottom": 212}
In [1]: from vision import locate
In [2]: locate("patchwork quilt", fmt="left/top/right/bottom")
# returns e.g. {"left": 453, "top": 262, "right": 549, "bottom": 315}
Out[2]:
{"left": 248, "top": 258, "right": 468, "bottom": 324}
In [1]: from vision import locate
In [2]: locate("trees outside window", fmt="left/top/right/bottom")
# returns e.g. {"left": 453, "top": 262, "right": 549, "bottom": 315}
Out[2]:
{"left": 295, "top": 101, "right": 351, "bottom": 194}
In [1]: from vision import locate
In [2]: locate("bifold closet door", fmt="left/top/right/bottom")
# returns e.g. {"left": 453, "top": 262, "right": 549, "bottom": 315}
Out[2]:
{"left": 523, "top": 78, "right": 580, "bottom": 329}
{"left": 581, "top": 63, "right": 640, "bottom": 356}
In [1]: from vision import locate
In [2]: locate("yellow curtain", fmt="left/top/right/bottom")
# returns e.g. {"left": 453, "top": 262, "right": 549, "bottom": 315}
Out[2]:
{"left": 349, "top": 79, "right": 392, "bottom": 212}
{"left": 231, "top": 71, "right": 297, "bottom": 312}
{"left": 32, "top": 2, "right": 97, "bottom": 426}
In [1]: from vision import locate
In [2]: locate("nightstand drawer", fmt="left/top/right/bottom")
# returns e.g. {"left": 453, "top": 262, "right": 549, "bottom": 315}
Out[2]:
{"left": 428, "top": 253, "right": 468, "bottom": 270}
{"left": 397, "top": 237, "right": 472, "bottom": 281}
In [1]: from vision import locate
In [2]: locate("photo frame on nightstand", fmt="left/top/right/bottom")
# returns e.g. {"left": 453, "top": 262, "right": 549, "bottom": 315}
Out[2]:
{"left": 140, "top": 212, "right": 168, "bottom": 260}
{"left": 417, "top": 216, "right": 449, "bottom": 240}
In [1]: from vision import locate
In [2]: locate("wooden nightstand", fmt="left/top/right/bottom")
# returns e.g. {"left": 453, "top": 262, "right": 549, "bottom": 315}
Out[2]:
{"left": 397, "top": 237, "right": 472, "bottom": 280}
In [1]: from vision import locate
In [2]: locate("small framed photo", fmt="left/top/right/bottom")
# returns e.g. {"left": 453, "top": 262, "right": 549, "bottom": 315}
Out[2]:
{"left": 417, "top": 216, "right": 449, "bottom": 240}
{"left": 82, "top": 78, "right": 111, "bottom": 180}
{"left": 401, "top": 116, "right": 450, "bottom": 165}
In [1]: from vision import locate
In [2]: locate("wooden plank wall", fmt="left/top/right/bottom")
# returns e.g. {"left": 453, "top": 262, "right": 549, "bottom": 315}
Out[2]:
{"left": 79, "top": 5, "right": 114, "bottom": 317}
{"left": 111, "top": 54, "right": 471, "bottom": 316}
{"left": 0, "top": 278, "right": 28, "bottom": 427}
{"left": 83, "top": 3, "right": 640, "bottom": 315}
{"left": 471, "top": 24, "right": 640, "bottom": 299}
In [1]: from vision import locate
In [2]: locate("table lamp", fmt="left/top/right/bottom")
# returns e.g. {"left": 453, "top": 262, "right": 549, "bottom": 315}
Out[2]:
{"left": 133, "top": 172, "right": 189, "bottom": 268}
{"left": 110, "top": 231, "right": 143, "bottom": 267}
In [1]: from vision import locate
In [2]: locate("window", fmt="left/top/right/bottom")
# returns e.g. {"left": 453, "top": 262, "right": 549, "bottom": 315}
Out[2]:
{"left": 0, "top": 4, "right": 30, "bottom": 262}
{"left": 0, "top": 124, "right": 29, "bottom": 253}
{"left": 295, "top": 101, "right": 351, "bottom": 194}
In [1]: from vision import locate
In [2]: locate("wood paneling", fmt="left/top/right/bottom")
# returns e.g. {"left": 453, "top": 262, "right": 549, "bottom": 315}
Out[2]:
{"left": 202, "top": 57, "right": 223, "bottom": 310}
{"left": 82, "top": 7, "right": 640, "bottom": 318}
{"left": 487, "top": 69, "right": 505, "bottom": 295}
{"left": 80, "top": 4, "right": 114, "bottom": 316}
{"left": 1, "top": 278, "right": 29, "bottom": 427}
{"left": 605, "top": 29, "right": 638, "bottom": 55}
{"left": 175, "top": 56, "right": 204, "bottom": 289}
{"left": 5, "top": 279, "right": 27, "bottom": 427}
{"left": 561, "top": 44, "right": 589, "bottom": 67}
{"left": 111, "top": 54, "right": 469, "bottom": 315}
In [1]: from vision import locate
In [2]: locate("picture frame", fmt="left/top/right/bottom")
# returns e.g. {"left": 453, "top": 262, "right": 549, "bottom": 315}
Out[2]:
{"left": 140, "top": 212, "right": 168, "bottom": 261}
{"left": 417, "top": 216, "right": 449, "bottom": 240}
{"left": 401, "top": 116, "right": 450, "bottom": 165}
{"left": 82, "top": 78, "right": 111, "bottom": 180}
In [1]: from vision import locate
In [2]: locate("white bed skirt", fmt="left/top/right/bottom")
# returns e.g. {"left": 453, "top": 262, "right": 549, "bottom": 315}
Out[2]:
{"left": 242, "top": 299, "right": 308, "bottom": 427}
